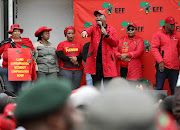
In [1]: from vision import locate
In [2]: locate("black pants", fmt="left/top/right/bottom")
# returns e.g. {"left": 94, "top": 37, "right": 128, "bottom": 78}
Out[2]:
{"left": 120, "top": 67, "right": 128, "bottom": 79}
{"left": 91, "top": 63, "right": 112, "bottom": 86}
{"left": 155, "top": 67, "right": 178, "bottom": 95}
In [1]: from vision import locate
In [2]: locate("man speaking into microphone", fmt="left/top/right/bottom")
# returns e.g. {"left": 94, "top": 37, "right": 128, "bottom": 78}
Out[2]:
{"left": 81, "top": 10, "right": 119, "bottom": 86}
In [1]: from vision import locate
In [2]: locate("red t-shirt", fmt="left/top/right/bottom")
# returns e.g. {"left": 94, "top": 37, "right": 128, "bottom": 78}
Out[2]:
{"left": 57, "top": 41, "right": 83, "bottom": 70}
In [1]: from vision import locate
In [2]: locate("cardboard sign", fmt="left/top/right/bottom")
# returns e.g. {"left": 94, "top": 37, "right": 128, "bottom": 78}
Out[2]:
{"left": 8, "top": 48, "right": 31, "bottom": 81}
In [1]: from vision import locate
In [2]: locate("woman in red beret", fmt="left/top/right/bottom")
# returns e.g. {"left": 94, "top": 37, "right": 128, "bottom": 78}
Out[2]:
{"left": 56, "top": 26, "right": 83, "bottom": 89}
{"left": 33, "top": 26, "right": 58, "bottom": 79}
{"left": 0, "top": 24, "right": 36, "bottom": 94}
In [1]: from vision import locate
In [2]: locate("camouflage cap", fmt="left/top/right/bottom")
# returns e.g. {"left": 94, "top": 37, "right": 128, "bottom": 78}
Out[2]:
{"left": 14, "top": 78, "right": 72, "bottom": 122}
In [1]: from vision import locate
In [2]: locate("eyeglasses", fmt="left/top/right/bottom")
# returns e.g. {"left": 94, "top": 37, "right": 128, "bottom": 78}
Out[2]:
{"left": 127, "top": 28, "right": 135, "bottom": 31}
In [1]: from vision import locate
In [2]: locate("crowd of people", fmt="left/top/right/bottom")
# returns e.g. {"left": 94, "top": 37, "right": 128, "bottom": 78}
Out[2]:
{"left": 0, "top": 78, "right": 180, "bottom": 130}
{"left": 0, "top": 9, "right": 179, "bottom": 129}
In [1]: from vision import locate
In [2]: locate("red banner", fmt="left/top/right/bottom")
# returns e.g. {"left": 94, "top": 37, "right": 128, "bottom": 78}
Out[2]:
{"left": 8, "top": 48, "right": 31, "bottom": 81}
{"left": 74, "top": 0, "right": 180, "bottom": 95}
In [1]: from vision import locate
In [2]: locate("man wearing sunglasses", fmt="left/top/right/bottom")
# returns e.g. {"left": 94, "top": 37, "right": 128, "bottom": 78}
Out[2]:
{"left": 115, "top": 23, "right": 144, "bottom": 81}
{"left": 151, "top": 16, "right": 180, "bottom": 95}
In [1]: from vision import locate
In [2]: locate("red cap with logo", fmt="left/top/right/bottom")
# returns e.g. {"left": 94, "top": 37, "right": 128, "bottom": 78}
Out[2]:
{"left": 127, "top": 23, "right": 138, "bottom": 29}
{"left": 94, "top": 10, "right": 107, "bottom": 17}
{"left": 165, "top": 16, "right": 177, "bottom": 24}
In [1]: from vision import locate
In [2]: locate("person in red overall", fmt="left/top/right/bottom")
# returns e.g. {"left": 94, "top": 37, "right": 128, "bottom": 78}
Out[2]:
{"left": 151, "top": 16, "right": 180, "bottom": 95}
{"left": 56, "top": 26, "right": 83, "bottom": 89}
{"left": 115, "top": 23, "right": 144, "bottom": 81}
{"left": 0, "top": 24, "right": 36, "bottom": 94}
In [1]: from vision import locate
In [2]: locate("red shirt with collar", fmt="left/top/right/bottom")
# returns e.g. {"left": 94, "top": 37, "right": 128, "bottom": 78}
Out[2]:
{"left": 151, "top": 28, "right": 180, "bottom": 70}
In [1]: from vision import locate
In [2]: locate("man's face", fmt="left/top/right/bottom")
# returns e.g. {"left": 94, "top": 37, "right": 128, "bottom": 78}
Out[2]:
{"left": 127, "top": 26, "right": 137, "bottom": 37}
{"left": 95, "top": 13, "right": 106, "bottom": 24}
{"left": 165, "top": 23, "right": 175, "bottom": 32}
{"left": 11, "top": 29, "right": 21, "bottom": 39}
{"left": 41, "top": 31, "right": 50, "bottom": 41}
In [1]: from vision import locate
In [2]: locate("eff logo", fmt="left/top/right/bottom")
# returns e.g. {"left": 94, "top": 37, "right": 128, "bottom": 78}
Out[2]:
{"left": 102, "top": 2, "right": 114, "bottom": 15}
{"left": 84, "top": 22, "right": 93, "bottom": 28}
{"left": 140, "top": 1, "right": 163, "bottom": 14}
{"left": 144, "top": 40, "right": 151, "bottom": 53}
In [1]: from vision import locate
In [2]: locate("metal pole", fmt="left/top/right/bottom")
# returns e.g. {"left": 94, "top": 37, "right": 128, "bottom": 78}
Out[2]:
{"left": 8, "top": 0, "right": 13, "bottom": 37}
{"left": 3, "top": 0, "right": 8, "bottom": 39}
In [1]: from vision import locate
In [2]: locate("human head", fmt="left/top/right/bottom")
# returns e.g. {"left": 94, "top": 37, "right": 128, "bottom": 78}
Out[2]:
{"left": 8, "top": 24, "right": 23, "bottom": 40}
{"left": 173, "top": 87, "right": 180, "bottom": 125}
{"left": 8, "top": 24, "right": 23, "bottom": 34}
{"left": 64, "top": 26, "right": 75, "bottom": 42}
{"left": 126, "top": 23, "right": 137, "bottom": 38}
{"left": 164, "top": 16, "right": 177, "bottom": 33}
{"left": 94, "top": 10, "right": 107, "bottom": 26}
{"left": 14, "top": 78, "right": 78, "bottom": 130}
{"left": 35, "top": 26, "right": 52, "bottom": 41}
{"left": 83, "top": 80, "right": 157, "bottom": 130}
{"left": 70, "top": 85, "right": 100, "bottom": 109}
{"left": 160, "top": 95, "right": 174, "bottom": 114}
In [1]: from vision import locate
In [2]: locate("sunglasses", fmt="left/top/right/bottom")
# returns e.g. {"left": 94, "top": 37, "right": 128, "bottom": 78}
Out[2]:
{"left": 169, "top": 23, "right": 175, "bottom": 26}
{"left": 127, "top": 28, "right": 135, "bottom": 31}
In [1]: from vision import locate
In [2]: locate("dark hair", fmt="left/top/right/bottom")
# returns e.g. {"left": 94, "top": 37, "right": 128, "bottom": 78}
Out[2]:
{"left": 160, "top": 95, "right": 174, "bottom": 114}
{"left": 37, "top": 31, "right": 44, "bottom": 41}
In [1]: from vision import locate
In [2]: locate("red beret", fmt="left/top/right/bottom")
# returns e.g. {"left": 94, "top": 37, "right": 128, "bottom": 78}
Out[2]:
{"left": 64, "top": 26, "right": 75, "bottom": 36}
{"left": 35, "top": 26, "right": 52, "bottom": 37}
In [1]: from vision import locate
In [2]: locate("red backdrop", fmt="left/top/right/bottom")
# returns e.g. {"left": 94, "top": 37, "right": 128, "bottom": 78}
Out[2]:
{"left": 74, "top": 0, "right": 180, "bottom": 95}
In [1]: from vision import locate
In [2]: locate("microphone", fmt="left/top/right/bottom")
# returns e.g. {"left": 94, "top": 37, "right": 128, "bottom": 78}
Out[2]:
{"left": 97, "top": 21, "right": 103, "bottom": 28}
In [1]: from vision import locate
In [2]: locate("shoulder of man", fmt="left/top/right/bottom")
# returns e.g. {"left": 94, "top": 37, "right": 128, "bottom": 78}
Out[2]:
{"left": 152, "top": 29, "right": 162, "bottom": 38}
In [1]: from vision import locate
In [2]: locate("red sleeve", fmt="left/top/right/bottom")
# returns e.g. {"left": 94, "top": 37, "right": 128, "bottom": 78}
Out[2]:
{"left": 56, "top": 42, "right": 64, "bottom": 52}
{"left": 85, "top": 25, "right": 94, "bottom": 37}
{"left": 151, "top": 32, "right": 163, "bottom": 63}
{"left": 0, "top": 44, "right": 5, "bottom": 56}
{"left": 80, "top": 43, "right": 83, "bottom": 53}
{"left": 129, "top": 38, "right": 144, "bottom": 58}
{"left": 127, "top": 53, "right": 132, "bottom": 58}
{"left": 31, "top": 60, "right": 36, "bottom": 81}
{"left": 114, "top": 39, "right": 123, "bottom": 60}
{"left": 104, "top": 27, "right": 119, "bottom": 47}
{"left": 178, "top": 37, "right": 180, "bottom": 57}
